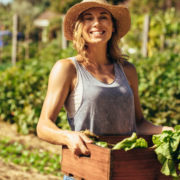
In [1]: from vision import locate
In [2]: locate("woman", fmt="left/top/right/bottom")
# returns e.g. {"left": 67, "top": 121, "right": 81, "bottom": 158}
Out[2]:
{"left": 37, "top": 0, "right": 173, "bottom": 179}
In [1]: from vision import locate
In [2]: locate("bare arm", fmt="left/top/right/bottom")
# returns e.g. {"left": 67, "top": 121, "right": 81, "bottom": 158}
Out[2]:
{"left": 122, "top": 61, "right": 174, "bottom": 135}
{"left": 36, "top": 59, "right": 92, "bottom": 155}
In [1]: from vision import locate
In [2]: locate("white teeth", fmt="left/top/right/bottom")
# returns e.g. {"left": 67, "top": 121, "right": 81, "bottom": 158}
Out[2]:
{"left": 92, "top": 31, "right": 103, "bottom": 35}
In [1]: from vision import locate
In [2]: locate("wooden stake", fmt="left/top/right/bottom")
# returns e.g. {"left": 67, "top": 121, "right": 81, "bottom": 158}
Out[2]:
{"left": 62, "top": 15, "right": 67, "bottom": 50}
{"left": 12, "top": 14, "right": 18, "bottom": 66}
{"left": 142, "top": 14, "right": 150, "bottom": 58}
{"left": 0, "top": 22, "right": 3, "bottom": 63}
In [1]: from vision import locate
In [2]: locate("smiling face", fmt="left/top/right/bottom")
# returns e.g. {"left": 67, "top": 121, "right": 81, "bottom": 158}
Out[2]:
{"left": 82, "top": 7, "right": 114, "bottom": 45}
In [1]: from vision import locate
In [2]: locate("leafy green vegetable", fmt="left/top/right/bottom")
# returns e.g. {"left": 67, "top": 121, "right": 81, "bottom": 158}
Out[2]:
{"left": 112, "top": 133, "right": 148, "bottom": 150}
{"left": 153, "top": 125, "right": 180, "bottom": 179}
{"left": 135, "top": 138, "right": 148, "bottom": 148}
{"left": 174, "top": 125, "right": 180, "bottom": 132}
{"left": 94, "top": 141, "right": 108, "bottom": 148}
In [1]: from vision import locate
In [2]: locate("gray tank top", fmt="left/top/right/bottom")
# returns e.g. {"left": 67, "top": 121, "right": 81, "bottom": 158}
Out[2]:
{"left": 67, "top": 57, "right": 137, "bottom": 135}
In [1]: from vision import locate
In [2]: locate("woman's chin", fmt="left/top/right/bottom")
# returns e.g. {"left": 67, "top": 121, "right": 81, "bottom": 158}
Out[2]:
{"left": 86, "top": 39, "right": 108, "bottom": 45}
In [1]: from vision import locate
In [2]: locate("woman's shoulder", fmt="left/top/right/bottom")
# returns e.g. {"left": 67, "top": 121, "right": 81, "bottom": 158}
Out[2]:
{"left": 53, "top": 58, "right": 76, "bottom": 71}
{"left": 121, "top": 61, "right": 138, "bottom": 87}
{"left": 52, "top": 58, "right": 76, "bottom": 74}
{"left": 49, "top": 58, "right": 77, "bottom": 82}
{"left": 122, "top": 61, "right": 137, "bottom": 75}
{"left": 122, "top": 60, "right": 136, "bottom": 71}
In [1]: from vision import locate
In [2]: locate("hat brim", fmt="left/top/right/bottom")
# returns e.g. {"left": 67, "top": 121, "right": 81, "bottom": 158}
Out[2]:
{"left": 63, "top": 2, "right": 131, "bottom": 41}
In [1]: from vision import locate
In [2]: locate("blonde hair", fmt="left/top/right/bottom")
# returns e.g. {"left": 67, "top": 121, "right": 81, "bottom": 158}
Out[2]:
{"left": 73, "top": 13, "right": 128, "bottom": 64}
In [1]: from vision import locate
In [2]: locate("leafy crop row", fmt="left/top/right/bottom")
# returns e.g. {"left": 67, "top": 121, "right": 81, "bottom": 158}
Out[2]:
{"left": 1, "top": 44, "right": 180, "bottom": 134}
{"left": 130, "top": 50, "right": 180, "bottom": 126}
{"left": 0, "top": 11, "right": 180, "bottom": 134}
{"left": 0, "top": 138, "right": 61, "bottom": 176}
{"left": 0, "top": 40, "right": 76, "bottom": 134}
{"left": 124, "top": 8, "right": 180, "bottom": 56}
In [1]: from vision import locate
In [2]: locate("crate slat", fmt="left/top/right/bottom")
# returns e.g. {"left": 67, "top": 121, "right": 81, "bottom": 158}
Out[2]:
{"left": 61, "top": 171, "right": 84, "bottom": 180}
{"left": 61, "top": 144, "right": 111, "bottom": 180}
{"left": 62, "top": 152, "right": 109, "bottom": 171}
{"left": 62, "top": 164, "right": 108, "bottom": 180}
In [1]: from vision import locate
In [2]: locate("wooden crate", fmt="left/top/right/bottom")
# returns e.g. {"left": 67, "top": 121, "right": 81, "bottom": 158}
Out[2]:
{"left": 61, "top": 135, "right": 173, "bottom": 180}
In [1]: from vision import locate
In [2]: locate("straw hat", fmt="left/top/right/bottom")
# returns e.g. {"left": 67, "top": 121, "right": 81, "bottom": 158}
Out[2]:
{"left": 63, "top": 0, "right": 131, "bottom": 41}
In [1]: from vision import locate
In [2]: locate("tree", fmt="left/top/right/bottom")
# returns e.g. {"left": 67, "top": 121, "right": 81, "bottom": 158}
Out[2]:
{"left": 49, "top": 0, "right": 128, "bottom": 14}
{"left": 11, "top": 1, "right": 41, "bottom": 59}
{"left": 129, "top": 0, "right": 180, "bottom": 14}
{"left": 0, "top": 3, "right": 12, "bottom": 63}
{"left": 108, "top": 0, "right": 128, "bottom": 5}
{"left": 49, "top": 0, "right": 81, "bottom": 13}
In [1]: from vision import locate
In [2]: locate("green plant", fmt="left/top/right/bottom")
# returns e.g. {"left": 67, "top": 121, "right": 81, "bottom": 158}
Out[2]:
{"left": 130, "top": 50, "right": 180, "bottom": 126}
{"left": 112, "top": 133, "right": 147, "bottom": 150}
{"left": 129, "top": 0, "right": 180, "bottom": 14}
{"left": 0, "top": 138, "right": 61, "bottom": 176}
{"left": 153, "top": 125, "right": 180, "bottom": 179}
{"left": 0, "top": 40, "right": 76, "bottom": 134}
{"left": 123, "top": 9, "right": 180, "bottom": 57}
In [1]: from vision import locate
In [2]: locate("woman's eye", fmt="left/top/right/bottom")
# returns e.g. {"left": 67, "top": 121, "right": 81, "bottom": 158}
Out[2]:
{"left": 101, "top": 16, "right": 107, "bottom": 19}
{"left": 84, "top": 17, "right": 92, "bottom": 20}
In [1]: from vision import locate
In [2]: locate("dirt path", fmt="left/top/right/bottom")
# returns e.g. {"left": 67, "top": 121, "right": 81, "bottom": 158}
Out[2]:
{"left": 0, "top": 121, "right": 63, "bottom": 180}
{"left": 0, "top": 121, "right": 62, "bottom": 154}
{"left": 0, "top": 159, "right": 62, "bottom": 180}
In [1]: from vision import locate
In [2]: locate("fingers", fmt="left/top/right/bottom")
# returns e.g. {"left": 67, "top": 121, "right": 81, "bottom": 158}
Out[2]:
{"left": 162, "top": 126, "right": 175, "bottom": 132}
{"left": 70, "top": 138, "right": 90, "bottom": 156}
{"left": 78, "top": 138, "right": 91, "bottom": 156}
{"left": 80, "top": 133, "right": 93, "bottom": 144}
{"left": 67, "top": 132, "right": 92, "bottom": 156}
{"left": 78, "top": 133, "right": 93, "bottom": 155}
{"left": 76, "top": 133, "right": 93, "bottom": 156}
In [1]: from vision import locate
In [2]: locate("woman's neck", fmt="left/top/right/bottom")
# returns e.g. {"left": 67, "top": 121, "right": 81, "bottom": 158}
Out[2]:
{"left": 86, "top": 43, "right": 110, "bottom": 66}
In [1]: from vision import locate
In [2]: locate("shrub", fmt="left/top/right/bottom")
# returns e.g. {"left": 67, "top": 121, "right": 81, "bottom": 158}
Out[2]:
{"left": 130, "top": 50, "right": 180, "bottom": 126}
{"left": 0, "top": 40, "right": 76, "bottom": 134}
{"left": 124, "top": 9, "right": 180, "bottom": 57}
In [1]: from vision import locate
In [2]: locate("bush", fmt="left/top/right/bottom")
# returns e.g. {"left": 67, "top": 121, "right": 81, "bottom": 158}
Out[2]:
{"left": 1, "top": 13, "right": 180, "bottom": 134}
{"left": 0, "top": 138, "right": 61, "bottom": 176}
{"left": 124, "top": 8, "right": 180, "bottom": 57}
{"left": 0, "top": 40, "right": 76, "bottom": 134}
{"left": 130, "top": 50, "right": 180, "bottom": 126}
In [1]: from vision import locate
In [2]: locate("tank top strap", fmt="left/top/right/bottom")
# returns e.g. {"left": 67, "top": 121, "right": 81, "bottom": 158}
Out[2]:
{"left": 68, "top": 57, "right": 79, "bottom": 70}
{"left": 117, "top": 62, "right": 129, "bottom": 84}
{"left": 68, "top": 57, "right": 96, "bottom": 83}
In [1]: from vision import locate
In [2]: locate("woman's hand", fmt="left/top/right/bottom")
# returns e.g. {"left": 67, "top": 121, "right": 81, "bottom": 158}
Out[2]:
{"left": 64, "top": 131, "right": 93, "bottom": 156}
{"left": 162, "top": 126, "right": 174, "bottom": 132}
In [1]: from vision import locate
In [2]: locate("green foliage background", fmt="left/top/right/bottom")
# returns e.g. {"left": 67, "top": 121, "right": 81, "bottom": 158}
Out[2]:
{"left": 0, "top": 138, "right": 61, "bottom": 176}
{"left": 0, "top": 5, "right": 180, "bottom": 134}
{"left": 124, "top": 8, "right": 180, "bottom": 56}
{"left": 130, "top": 51, "right": 180, "bottom": 126}
{"left": 0, "top": 41, "right": 76, "bottom": 134}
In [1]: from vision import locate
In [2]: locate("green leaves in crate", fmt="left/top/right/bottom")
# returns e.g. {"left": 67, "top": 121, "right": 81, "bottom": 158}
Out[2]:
{"left": 153, "top": 125, "right": 180, "bottom": 179}
{"left": 94, "top": 141, "right": 108, "bottom": 148}
{"left": 112, "top": 133, "right": 148, "bottom": 150}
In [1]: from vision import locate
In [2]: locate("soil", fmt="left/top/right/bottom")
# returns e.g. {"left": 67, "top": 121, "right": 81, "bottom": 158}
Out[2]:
{"left": 0, "top": 159, "right": 62, "bottom": 180}
{"left": 0, "top": 120, "right": 63, "bottom": 180}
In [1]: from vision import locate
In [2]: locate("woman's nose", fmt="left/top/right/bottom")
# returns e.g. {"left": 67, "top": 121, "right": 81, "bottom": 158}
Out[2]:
{"left": 93, "top": 19, "right": 101, "bottom": 27}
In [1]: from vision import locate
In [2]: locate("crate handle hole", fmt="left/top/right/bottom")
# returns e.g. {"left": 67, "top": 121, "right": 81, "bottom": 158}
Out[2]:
{"left": 79, "top": 154, "right": 91, "bottom": 158}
